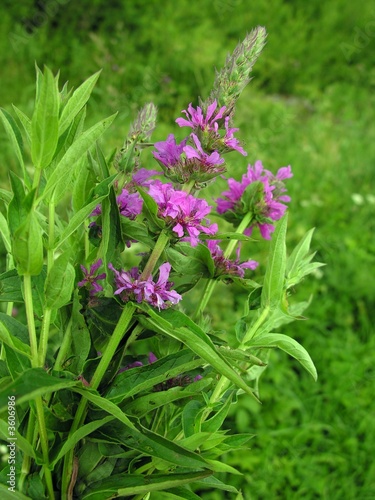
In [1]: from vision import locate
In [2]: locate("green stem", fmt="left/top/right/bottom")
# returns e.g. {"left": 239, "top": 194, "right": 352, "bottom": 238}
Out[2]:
{"left": 24, "top": 274, "right": 39, "bottom": 368}
{"left": 241, "top": 305, "right": 270, "bottom": 345}
{"left": 54, "top": 315, "right": 73, "bottom": 371}
{"left": 32, "top": 168, "right": 43, "bottom": 197}
{"left": 35, "top": 397, "right": 55, "bottom": 499}
{"left": 61, "top": 302, "right": 135, "bottom": 499}
{"left": 47, "top": 198, "right": 55, "bottom": 271}
{"left": 18, "top": 410, "right": 36, "bottom": 493}
{"left": 139, "top": 229, "right": 170, "bottom": 280}
{"left": 38, "top": 307, "right": 52, "bottom": 366}
{"left": 195, "top": 211, "right": 253, "bottom": 318}
{"left": 24, "top": 274, "right": 55, "bottom": 498}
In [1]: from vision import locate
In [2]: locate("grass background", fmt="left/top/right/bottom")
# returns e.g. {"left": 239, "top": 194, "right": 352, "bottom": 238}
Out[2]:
{"left": 0, "top": 0, "right": 374, "bottom": 498}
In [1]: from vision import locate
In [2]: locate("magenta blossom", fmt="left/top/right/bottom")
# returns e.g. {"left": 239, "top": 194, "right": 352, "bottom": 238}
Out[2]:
{"left": 216, "top": 161, "right": 293, "bottom": 239}
{"left": 148, "top": 181, "right": 218, "bottom": 246}
{"left": 183, "top": 133, "right": 225, "bottom": 169}
{"left": 222, "top": 117, "right": 247, "bottom": 156}
{"left": 207, "top": 240, "right": 258, "bottom": 278}
{"left": 153, "top": 134, "right": 187, "bottom": 170}
{"left": 109, "top": 262, "right": 181, "bottom": 310}
{"left": 78, "top": 259, "right": 106, "bottom": 296}
{"left": 116, "top": 189, "right": 143, "bottom": 219}
{"left": 142, "top": 263, "right": 182, "bottom": 310}
{"left": 175, "top": 100, "right": 226, "bottom": 132}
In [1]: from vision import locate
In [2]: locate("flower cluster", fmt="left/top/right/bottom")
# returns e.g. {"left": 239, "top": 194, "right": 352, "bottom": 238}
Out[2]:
{"left": 207, "top": 240, "right": 258, "bottom": 278}
{"left": 148, "top": 181, "right": 218, "bottom": 246}
{"left": 216, "top": 161, "right": 293, "bottom": 239}
{"left": 109, "top": 262, "right": 181, "bottom": 310}
{"left": 153, "top": 100, "right": 246, "bottom": 185}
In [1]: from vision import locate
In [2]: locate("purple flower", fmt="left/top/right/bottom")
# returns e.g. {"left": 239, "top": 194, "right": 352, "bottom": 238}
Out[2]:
{"left": 116, "top": 189, "right": 143, "bottom": 219}
{"left": 132, "top": 168, "right": 161, "bottom": 187}
{"left": 183, "top": 133, "right": 225, "bottom": 169}
{"left": 175, "top": 100, "right": 226, "bottom": 132}
{"left": 78, "top": 259, "right": 106, "bottom": 296}
{"left": 222, "top": 117, "right": 247, "bottom": 156}
{"left": 109, "top": 262, "right": 182, "bottom": 310}
{"left": 142, "top": 263, "right": 182, "bottom": 309}
{"left": 207, "top": 240, "right": 258, "bottom": 278}
{"left": 152, "top": 134, "right": 187, "bottom": 169}
{"left": 216, "top": 161, "right": 293, "bottom": 239}
{"left": 108, "top": 264, "right": 145, "bottom": 304}
{"left": 148, "top": 182, "right": 218, "bottom": 246}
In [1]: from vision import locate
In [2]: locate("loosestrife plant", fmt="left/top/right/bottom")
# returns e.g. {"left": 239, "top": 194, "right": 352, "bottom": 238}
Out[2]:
{"left": 0, "top": 27, "right": 323, "bottom": 499}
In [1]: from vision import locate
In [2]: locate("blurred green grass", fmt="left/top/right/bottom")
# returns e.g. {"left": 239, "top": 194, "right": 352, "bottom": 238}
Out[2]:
{"left": 1, "top": 1, "right": 374, "bottom": 498}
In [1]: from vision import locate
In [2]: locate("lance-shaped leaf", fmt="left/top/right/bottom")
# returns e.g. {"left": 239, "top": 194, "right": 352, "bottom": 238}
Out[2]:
{"left": 0, "top": 313, "right": 30, "bottom": 358}
{"left": 74, "top": 387, "right": 211, "bottom": 470}
{"left": 0, "top": 368, "right": 77, "bottom": 412}
{"left": 59, "top": 70, "right": 102, "bottom": 136}
{"left": 31, "top": 66, "right": 59, "bottom": 169}
{"left": 261, "top": 214, "right": 287, "bottom": 309}
{"left": 44, "top": 252, "right": 75, "bottom": 309}
{"left": 0, "top": 107, "right": 29, "bottom": 185}
{"left": 249, "top": 332, "right": 317, "bottom": 381}
{"left": 138, "top": 307, "right": 259, "bottom": 401}
{"left": 12, "top": 211, "right": 44, "bottom": 276}
{"left": 82, "top": 471, "right": 211, "bottom": 499}
{"left": 0, "top": 212, "right": 11, "bottom": 254}
{"left": 106, "top": 349, "right": 203, "bottom": 404}
{"left": 41, "top": 113, "right": 116, "bottom": 202}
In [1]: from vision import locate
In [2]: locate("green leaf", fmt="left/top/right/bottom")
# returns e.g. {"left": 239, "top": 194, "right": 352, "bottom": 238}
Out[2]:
{"left": 0, "top": 368, "right": 77, "bottom": 412}
{"left": 82, "top": 471, "right": 211, "bottom": 499}
{"left": 166, "top": 242, "right": 215, "bottom": 278}
{"left": 138, "top": 307, "right": 259, "bottom": 401}
{"left": 41, "top": 113, "right": 117, "bottom": 202}
{"left": 261, "top": 214, "right": 288, "bottom": 309}
{"left": 56, "top": 178, "right": 114, "bottom": 250}
{"left": 12, "top": 211, "right": 44, "bottom": 276}
{"left": 124, "top": 378, "right": 211, "bottom": 418}
{"left": 0, "top": 313, "right": 31, "bottom": 358}
{"left": 74, "top": 388, "right": 211, "bottom": 470}
{"left": 201, "top": 394, "right": 233, "bottom": 433}
{"left": 7, "top": 171, "right": 28, "bottom": 235}
{"left": 49, "top": 415, "right": 114, "bottom": 468}
{"left": 286, "top": 228, "right": 325, "bottom": 287}
{"left": 31, "top": 66, "right": 59, "bottom": 169}
{"left": 0, "top": 107, "right": 29, "bottom": 185}
{"left": 138, "top": 187, "right": 166, "bottom": 230}
{"left": 0, "top": 419, "right": 38, "bottom": 461}
{"left": 12, "top": 105, "right": 32, "bottom": 143}
{"left": 203, "top": 232, "right": 254, "bottom": 242}
{"left": 182, "top": 400, "right": 204, "bottom": 437}
{"left": 0, "top": 483, "right": 31, "bottom": 499}
{"left": 59, "top": 71, "right": 101, "bottom": 136}
{"left": 249, "top": 332, "right": 318, "bottom": 381}
{"left": 44, "top": 253, "right": 75, "bottom": 309}
{"left": 120, "top": 218, "right": 155, "bottom": 247}
{"left": 192, "top": 475, "right": 239, "bottom": 493}
{"left": 106, "top": 349, "right": 203, "bottom": 404}
{"left": 0, "top": 212, "right": 12, "bottom": 253}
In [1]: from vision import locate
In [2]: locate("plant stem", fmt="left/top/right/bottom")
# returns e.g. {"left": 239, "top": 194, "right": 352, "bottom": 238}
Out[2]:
{"left": 139, "top": 229, "right": 170, "bottom": 280}
{"left": 195, "top": 211, "right": 253, "bottom": 318}
{"left": 18, "top": 410, "right": 36, "bottom": 493}
{"left": 61, "top": 302, "right": 135, "bottom": 499}
{"left": 241, "top": 305, "right": 270, "bottom": 345}
{"left": 38, "top": 307, "right": 52, "bottom": 366}
{"left": 24, "top": 274, "right": 39, "bottom": 368}
{"left": 54, "top": 314, "right": 73, "bottom": 371}
{"left": 24, "top": 274, "right": 55, "bottom": 498}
